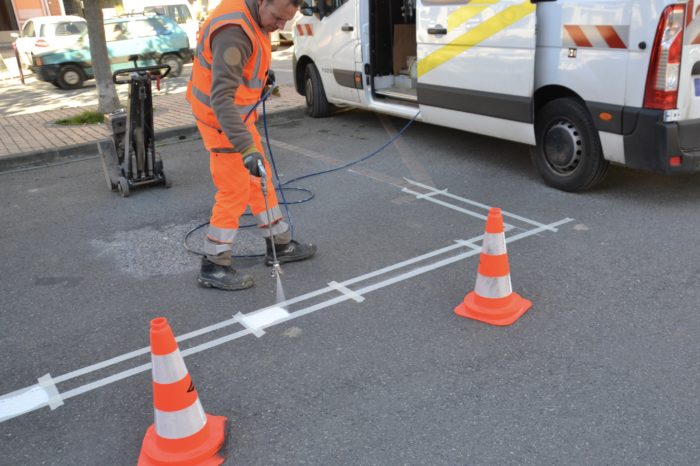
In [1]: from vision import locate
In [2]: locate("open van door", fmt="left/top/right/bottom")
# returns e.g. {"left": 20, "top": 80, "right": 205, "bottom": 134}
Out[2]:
{"left": 416, "top": 0, "right": 537, "bottom": 144}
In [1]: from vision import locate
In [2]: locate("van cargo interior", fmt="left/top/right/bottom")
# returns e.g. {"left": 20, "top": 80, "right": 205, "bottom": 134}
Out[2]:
{"left": 370, "top": 0, "right": 417, "bottom": 103}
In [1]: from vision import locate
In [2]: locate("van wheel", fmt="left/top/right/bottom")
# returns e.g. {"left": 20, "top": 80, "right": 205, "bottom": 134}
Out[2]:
{"left": 533, "top": 97, "right": 609, "bottom": 192}
{"left": 304, "top": 63, "right": 330, "bottom": 118}
{"left": 160, "top": 54, "right": 183, "bottom": 78}
{"left": 56, "top": 64, "right": 85, "bottom": 90}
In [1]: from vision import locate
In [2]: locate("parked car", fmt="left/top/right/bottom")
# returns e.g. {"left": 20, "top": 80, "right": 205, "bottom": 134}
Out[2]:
{"left": 143, "top": 2, "right": 199, "bottom": 50}
{"left": 31, "top": 15, "right": 192, "bottom": 90}
{"left": 11, "top": 15, "right": 87, "bottom": 69}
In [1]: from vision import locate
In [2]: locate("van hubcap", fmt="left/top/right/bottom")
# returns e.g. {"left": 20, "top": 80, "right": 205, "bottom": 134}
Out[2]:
{"left": 543, "top": 119, "right": 582, "bottom": 174}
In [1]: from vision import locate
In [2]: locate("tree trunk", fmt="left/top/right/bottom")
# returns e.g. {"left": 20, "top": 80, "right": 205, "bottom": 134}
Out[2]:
{"left": 84, "top": 2, "right": 121, "bottom": 114}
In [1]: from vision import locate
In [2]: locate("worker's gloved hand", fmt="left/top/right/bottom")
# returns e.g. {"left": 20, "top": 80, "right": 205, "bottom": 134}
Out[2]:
{"left": 241, "top": 145, "right": 264, "bottom": 177}
{"left": 266, "top": 70, "right": 276, "bottom": 88}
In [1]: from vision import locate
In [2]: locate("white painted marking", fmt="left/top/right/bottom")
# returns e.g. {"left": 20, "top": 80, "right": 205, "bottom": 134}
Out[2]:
{"left": 404, "top": 178, "right": 558, "bottom": 232}
{"left": 328, "top": 281, "right": 365, "bottom": 302}
{"left": 234, "top": 306, "right": 290, "bottom": 337}
{"left": 0, "top": 211, "right": 573, "bottom": 424}
{"left": 0, "top": 386, "right": 49, "bottom": 422}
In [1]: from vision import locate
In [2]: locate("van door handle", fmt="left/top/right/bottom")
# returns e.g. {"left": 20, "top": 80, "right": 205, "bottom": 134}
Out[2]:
{"left": 341, "top": 24, "right": 354, "bottom": 32}
{"left": 427, "top": 26, "right": 447, "bottom": 35}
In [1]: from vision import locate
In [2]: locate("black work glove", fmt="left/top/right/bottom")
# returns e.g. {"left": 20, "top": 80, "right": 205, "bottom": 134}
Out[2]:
{"left": 242, "top": 149, "right": 264, "bottom": 177}
{"left": 266, "top": 70, "right": 276, "bottom": 88}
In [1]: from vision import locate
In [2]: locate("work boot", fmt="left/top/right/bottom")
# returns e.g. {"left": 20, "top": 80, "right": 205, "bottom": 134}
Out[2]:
{"left": 265, "top": 238, "right": 317, "bottom": 266}
{"left": 197, "top": 257, "right": 254, "bottom": 291}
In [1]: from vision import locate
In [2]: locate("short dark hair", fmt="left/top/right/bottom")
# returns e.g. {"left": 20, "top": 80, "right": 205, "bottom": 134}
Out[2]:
{"left": 268, "top": 0, "right": 304, "bottom": 7}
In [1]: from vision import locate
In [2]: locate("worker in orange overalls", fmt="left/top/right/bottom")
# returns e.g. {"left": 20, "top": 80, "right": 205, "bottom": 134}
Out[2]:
{"left": 187, "top": 0, "right": 315, "bottom": 291}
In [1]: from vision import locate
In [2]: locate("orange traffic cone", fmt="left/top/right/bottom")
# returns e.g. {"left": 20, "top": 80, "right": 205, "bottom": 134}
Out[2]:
{"left": 138, "top": 317, "right": 227, "bottom": 465}
{"left": 455, "top": 207, "right": 532, "bottom": 326}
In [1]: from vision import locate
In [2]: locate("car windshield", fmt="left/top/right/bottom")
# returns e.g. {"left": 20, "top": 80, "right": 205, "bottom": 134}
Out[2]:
{"left": 40, "top": 21, "right": 87, "bottom": 37}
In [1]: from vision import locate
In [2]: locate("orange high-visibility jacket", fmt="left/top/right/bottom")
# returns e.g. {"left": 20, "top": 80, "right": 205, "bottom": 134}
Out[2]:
{"left": 186, "top": 0, "right": 271, "bottom": 147}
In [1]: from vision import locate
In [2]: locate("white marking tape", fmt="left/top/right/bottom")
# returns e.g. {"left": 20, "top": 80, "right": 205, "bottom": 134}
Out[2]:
{"left": 453, "top": 239, "right": 482, "bottom": 251}
{"left": 402, "top": 187, "right": 495, "bottom": 223}
{"left": 0, "top": 183, "right": 573, "bottom": 424}
{"left": 328, "top": 281, "right": 365, "bottom": 302}
{"left": 404, "top": 178, "right": 558, "bottom": 232}
{"left": 414, "top": 188, "right": 448, "bottom": 200}
{"left": 37, "top": 374, "right": 63, "bottom": 410}
{"left": 234, "top": 306, "right": 290, "bottom": 337}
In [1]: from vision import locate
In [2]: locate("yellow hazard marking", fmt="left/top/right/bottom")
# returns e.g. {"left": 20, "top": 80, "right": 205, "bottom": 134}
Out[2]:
{"left": 447, "top": 1, "right": 499, "bottom": 32}
{"left": 418, "top": 1, "right": 536, "bottom": 78}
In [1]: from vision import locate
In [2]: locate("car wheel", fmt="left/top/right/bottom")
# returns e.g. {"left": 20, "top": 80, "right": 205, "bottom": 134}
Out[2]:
{"left": 304, "top": 63, "right": 330, "bottom": 118}
{"left": 160, "top": 54, "right": 183, "bottom": 78}
{"left": 56, "top": 64, "right": 85, "bottom": 90}
{"left": 533, "top": 97, "right": 609, "bottom": 192}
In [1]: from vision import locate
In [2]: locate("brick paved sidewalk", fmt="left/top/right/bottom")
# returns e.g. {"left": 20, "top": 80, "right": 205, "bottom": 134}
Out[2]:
{"left": 0, "top": 84, "right": 305, "bottom": 171}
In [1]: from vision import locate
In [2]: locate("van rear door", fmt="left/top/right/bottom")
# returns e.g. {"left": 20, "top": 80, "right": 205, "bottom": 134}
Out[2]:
{"left": 416, "top": 0, "right": 537, "bottom": 144}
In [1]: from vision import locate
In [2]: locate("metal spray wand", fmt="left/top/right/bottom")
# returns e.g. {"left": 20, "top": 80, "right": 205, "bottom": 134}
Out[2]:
{"left": 257, "top": 160, "right": 281, "bottom": 278}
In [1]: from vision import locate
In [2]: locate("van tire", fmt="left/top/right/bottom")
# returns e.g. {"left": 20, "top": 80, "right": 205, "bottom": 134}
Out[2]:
{"left": 304, "top": 63, "right": 330, "bottom": 118}
{"left": 533, "top": 97, "right": 609, "bottom": 192}
{"left": 56, "top": 64, "right": 85, "bottom": 90}
{"left": 160, "top": 54, "right": 183, "bottom": 78}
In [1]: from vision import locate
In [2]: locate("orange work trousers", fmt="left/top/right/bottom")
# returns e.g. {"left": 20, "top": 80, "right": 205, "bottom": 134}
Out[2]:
{"left": 197, "top": 121, "right": 283, "bottom": 254}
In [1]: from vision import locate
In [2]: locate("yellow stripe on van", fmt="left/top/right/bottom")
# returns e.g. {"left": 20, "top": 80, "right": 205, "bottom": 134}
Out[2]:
{"left": 418, "top": 1, "right": 536, "bottom": 78}
{"left": 447, "top": 1, "right": 498, "bottom": 32}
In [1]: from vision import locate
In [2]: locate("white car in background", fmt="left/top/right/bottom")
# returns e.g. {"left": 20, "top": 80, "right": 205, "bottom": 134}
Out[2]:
{"left": 12, "top": 15, "right": 87, "bottom": 69}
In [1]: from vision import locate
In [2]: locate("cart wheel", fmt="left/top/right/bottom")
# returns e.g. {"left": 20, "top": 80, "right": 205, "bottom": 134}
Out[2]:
{"left": 117, "top": 177, "right": 130, "bottom": 198}
{"left": 161, "top": 172, "right": 172, "bottom": 188}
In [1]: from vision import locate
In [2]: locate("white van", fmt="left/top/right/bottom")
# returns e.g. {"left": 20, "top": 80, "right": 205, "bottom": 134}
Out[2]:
{"left": 292, "top": 0, "right": 700, "bottom": 191}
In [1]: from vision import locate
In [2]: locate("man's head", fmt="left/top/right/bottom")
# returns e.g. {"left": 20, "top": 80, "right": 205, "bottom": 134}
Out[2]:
{"left": 258, "top": 0, "right": 302, "bottom": 33}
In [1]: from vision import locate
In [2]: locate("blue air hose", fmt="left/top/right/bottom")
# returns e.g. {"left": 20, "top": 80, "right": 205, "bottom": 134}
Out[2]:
{"left": 183, "top": 85, "right": 420, "bottom": 257}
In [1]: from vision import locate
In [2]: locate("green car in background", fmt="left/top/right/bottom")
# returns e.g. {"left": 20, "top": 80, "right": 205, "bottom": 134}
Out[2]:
{"left": 31, "top": 14, "right": 192, "bottom": 90}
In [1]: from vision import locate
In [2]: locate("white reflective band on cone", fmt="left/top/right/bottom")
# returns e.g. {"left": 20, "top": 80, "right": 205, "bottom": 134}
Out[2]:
{"left": 474, "top": 274, "right": 513, "bottom": 299}
{"left": 151, "top": 350, "right": 188, "bottom": 384}
{"left": 154, "top": 400, "right": 207, "bottom": 439}
{"left": 481, "top": 232, "right": 507, "bottom": 255}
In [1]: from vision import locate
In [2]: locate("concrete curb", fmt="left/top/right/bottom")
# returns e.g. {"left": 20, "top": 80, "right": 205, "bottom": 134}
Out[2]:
{"left": 0, "top": 105, "right": 306, "bottom": 172}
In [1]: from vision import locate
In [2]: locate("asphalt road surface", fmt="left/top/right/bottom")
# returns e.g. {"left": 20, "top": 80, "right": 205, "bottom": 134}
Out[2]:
{"left": 1, "top": 107, "right": 700, "bottom": 465}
